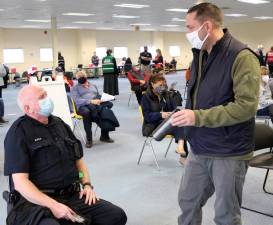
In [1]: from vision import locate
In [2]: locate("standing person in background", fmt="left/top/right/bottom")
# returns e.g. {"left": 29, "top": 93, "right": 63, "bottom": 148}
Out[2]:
{"left": 58, "top": 52, "right": 65, "bottom": 72}
{"left": 0, "top": 63, "right": 9, "bottom": 126}
{"left": 91, "top": 51, "right": 100, "bottom": 78}
{"left": 256, "top": 45, "right": 265, "bottom": 66}
{"left": 171, "top": 3, "right": 260, "bottom": 225}
{"left": 139, "top": 46, "right": 152, "bottom": 73}
{"left": 265, "top": 46, "right": 273, "bottom": 77}
{"left": 170, "top": 57, "right": 177, "bottom": 71}
{"left": 152, "top": 49, "right": 164, "bottom": 73}
{"left": 102, "top": 49, "right": 119, "bottom": 96}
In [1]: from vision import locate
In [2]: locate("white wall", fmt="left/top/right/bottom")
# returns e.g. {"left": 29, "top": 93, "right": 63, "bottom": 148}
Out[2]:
{"left": 1, "top": 20, "right": 273, "bottom": 74}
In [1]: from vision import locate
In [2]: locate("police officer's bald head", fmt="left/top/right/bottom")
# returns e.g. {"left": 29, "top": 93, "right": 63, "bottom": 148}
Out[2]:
{"left": 18, "top": 85, "right": 46, "bottom": 114}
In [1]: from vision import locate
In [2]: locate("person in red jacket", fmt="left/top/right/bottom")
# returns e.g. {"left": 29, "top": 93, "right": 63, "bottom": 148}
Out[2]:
{"left": 127, "top": 66, "right": 150, "bottom": 105}
{"left": 265, "top": 46, "right": 273, "bottom": 77}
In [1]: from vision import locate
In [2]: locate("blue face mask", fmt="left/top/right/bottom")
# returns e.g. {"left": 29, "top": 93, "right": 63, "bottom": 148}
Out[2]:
{"left": 38, "top": 97, "right": 54, "bottom": 117}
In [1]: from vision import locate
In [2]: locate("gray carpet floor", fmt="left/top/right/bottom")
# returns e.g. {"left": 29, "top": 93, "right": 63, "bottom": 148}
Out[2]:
{"left": 0, "top": 72, "right": 272, "bottom": 225}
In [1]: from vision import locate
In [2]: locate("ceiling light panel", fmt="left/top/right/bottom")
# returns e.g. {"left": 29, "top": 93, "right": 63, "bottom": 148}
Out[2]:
{"left": 130, "top": 23, "right": 151, "bottom": 26}
{"left": 237, "top": 0, "right": 270, "bottom": 4}
{"left": 172, "top": 18, "right": 186, "bottom": 21}
{"left": 72, "top": 21, "right": 96, "bottom": 24}
{"left": 253, "top": 16, "right": 273, "bottom": 19}
{"left": 24, "top": 19, "right": 50, "bottom": 23}
{"left": 113, "top": 4, "right": 150, "bottom": 8}
{"left": 160, "top": 24, "right": 180, "bottom": 27}
{"left": 225, "top": 13, "right": 248, "bottom": 17}
{"left": 112, "top": 14, "right": 140, "bottom": 19}
{"left": 166, "top": 8, "right": 188, "bottom": 12}
{"left": 62, "top": 13, "right": 95, "bottom": 16}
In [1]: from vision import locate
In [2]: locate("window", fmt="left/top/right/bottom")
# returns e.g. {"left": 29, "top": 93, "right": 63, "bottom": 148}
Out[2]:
{"left": 96, "top": 47, "right": 107, "bottom": 60}
{"left": 3, "top": 49, "right": 24, "bottom": 63}
{"left": 169, "top": 46, "right": 181, "bottom": 57}
{"left": 40, "top": 48, "right": 53, "bottom": 62}
{"left": 140, "top": 46, "right": 156, "bottom": 58}
{"left": 114, "top": 47, "right": 128, "bottom": 59}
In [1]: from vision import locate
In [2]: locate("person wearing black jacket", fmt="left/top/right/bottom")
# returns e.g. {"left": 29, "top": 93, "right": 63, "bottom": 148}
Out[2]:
{"left": 58, "top": 52, "right": 65, "bottom": 72}
{"left": 141, "top": 74, "right": 187, "bottom": 162}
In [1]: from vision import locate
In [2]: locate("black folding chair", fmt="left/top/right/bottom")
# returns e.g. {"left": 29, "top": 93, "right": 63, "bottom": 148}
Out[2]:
{"left": 241, "top": 123, "right": 273, "bottom": 217}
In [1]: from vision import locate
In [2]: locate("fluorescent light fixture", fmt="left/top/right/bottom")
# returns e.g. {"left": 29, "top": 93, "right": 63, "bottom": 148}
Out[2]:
{"left": 172, "top": 18, "right": 186, "bottom": 22}
{"left": 24, "top": 19, "right": 50, "bottom": 23}
{"left": 0, "top": 9, "right": 5, "bottom": 11}
{"left": 60, "top": 26, "right": 80, "bottom": 29}
{"left": 114, "top": 4, "right": 150, "bottom": 8}
{"left": 96, "top": 27, "right": 114, "bottom": 30}
{"left": 254, "top": 16, "right": 273, "bottom": 19}
{"left": 237, "top": 0, "right": 270, "bottom": 4}
{"left": 112, "top": 14, "right": 140, "bottom": 19}
{"left": 72, "top": 21, "right": 96, "bottom": 24}
{"left": 21, "top": 25, "right": 41, "bottom": 28}
{"left": 130, "top": 23, "right": 151, "bottom": 26}
{"left": 225, "top": 13, "right": 247, "bottom": 17}
{"left": 166, "top": 8, "right": 188, "bottom": 12}
{"left": 62, "top": 13, "right": 95, "bottom": 16}
{"left": 160, "top": 24, "right": 180, "bottom": 27}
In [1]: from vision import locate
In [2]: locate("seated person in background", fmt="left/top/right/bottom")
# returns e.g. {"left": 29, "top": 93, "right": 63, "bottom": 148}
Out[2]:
{"left": 141, "top": 74, "right": 188, "bottom": 160}
{"left": 71, "top": 71, "right": 119, "bottom": 148}
{"left": 257, "top": 66, "right": 273, "bottom": 122}
{"left": 170, "top": 57, "right": 177, "bottom": 71}
{"left": 4, "top": 85, "right": 127, "bottom": 225}
{"left": 127, "top": 66, "right": 149, "bottom": 105}
{"left": 117, "top": 57, "right": 126, "bottom": 75}
{"left": 152, "top": 49, "right": 164, "bottom": 73}
{"left": 124, "top": 57, "right": 133, "bottom": 74}
{"left": 64, "top": 71, "right": 74, "bottom": 93}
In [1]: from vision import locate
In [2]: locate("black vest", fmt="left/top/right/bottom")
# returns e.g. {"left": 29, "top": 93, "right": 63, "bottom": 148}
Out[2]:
{"left": 186, "top": 29, "right": 256, "bottom": 157}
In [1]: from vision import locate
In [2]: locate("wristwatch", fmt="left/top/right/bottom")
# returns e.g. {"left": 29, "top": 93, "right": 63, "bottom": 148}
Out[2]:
{"left": 82, "top": 182, "right": 94, "bottom": 189}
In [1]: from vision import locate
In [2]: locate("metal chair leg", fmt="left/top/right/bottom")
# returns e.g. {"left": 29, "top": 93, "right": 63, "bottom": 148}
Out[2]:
{"left": 164, "top": 137, "right": 174, "bottom": 158}
{"left": 75, "top": 121, "right": 86, "bottom": 144}
{"left": 241, "top": 206, "right": 273, "bottom": 218}
{"left": 94, "top": 125, "right": 98, "bottom": 136}
{"left": 128, "top": 93, "right": 132, "bottom": 107}
{"left": 263, "top": 169, "right": 273, "bottom": 195}
{"left": 150, "top": 140, "right": 160, "bottom": 170}
{"left": 137, "top": 138, "right": 148, "bottom": 165}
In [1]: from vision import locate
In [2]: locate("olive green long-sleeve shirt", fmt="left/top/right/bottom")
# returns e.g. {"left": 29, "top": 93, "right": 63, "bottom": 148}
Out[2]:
{"left": 192, "top": 49, "right": 260, "bottom": 160}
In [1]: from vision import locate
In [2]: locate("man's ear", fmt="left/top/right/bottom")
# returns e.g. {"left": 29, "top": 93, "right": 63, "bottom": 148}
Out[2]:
{"left": 206, "top": 21, "right": 214, "bottom": 35}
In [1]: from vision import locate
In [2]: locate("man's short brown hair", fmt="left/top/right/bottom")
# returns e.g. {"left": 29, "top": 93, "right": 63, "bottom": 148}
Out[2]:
{"left": 187, "top": 2, "right": 223, "bottom": 27}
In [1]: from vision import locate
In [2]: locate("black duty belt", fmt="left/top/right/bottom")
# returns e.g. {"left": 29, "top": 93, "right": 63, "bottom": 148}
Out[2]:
{"left": 41, "top": 182, "right": 81, "bottom": 197}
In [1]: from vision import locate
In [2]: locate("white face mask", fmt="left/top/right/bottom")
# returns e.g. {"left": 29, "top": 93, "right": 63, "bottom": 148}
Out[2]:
{"left": 186, "top": 23, "right": 209, "bottom": 49}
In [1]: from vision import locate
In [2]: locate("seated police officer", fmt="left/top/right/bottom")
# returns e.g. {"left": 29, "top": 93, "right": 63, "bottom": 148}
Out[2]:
{"left": 4, "top": 85, "right": 127, "bottom": 225}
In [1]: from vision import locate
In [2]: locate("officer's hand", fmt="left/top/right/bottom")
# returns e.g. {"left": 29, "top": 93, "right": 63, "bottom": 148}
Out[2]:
{"left": 171, "top": 109, "right": 195, "bottom": 127}
{"left": 50, "top": 201, "right": 76, "bottom": 222}
{"left": 79, "top": 185, "right": 100, "bottom": 205}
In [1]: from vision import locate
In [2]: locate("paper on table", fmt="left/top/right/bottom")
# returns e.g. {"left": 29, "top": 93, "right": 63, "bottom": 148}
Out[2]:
{"left": 100, "top": 92, "right": 115, "bottom": 102}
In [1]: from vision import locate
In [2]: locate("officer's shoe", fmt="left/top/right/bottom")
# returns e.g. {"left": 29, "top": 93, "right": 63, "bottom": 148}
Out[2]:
{"left": 100, "top": 136, "right": 114, "bottom": 143}
{"left": 0, "top": 117, "right": 9, "bottom": 124}
{"left": 85, "top": 140, "right": 93, "bottom": 148}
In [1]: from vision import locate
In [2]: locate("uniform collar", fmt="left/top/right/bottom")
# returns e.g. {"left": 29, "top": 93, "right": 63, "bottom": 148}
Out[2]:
{"left": 25, "top": 114, "right": 56, "bottom": 127}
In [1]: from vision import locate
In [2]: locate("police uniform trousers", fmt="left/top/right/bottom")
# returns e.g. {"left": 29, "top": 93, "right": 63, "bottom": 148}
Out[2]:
{"left": 103, "top": 73, "right": 119, "bottom": 96}
{"left": 27, "top": 194, "right": 126, "bottom": 225}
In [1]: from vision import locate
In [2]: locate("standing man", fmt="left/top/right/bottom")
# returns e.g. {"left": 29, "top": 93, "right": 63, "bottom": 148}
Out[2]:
{"left": 58, "top": 52, "right": 65, "bottom": 72}
{"left": 91, "top": 51, "right": 100, "bottom": 78}
{"left": 171, "top": 3, "right": 260, "bottom": 225}
{"left": 0, "top": 63, "right": 9, "bottom": 126}
{"left": 102, "top": 49, "right": 119, "bottom": 95}
{"left": 139, "top": 46, "right": 152, "bottom": 73}
{"left": 265, "top": 46, "right": 273, "bottom": 77}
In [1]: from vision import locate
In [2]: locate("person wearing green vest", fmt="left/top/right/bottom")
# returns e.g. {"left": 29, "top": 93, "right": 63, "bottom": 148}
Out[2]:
{"left": 102, "top": 49, "right": 119, "bottom": 95}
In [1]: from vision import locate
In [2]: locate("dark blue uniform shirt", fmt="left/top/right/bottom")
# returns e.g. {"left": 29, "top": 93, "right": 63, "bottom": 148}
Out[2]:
{"left": 4, "top": 115, "right": 83, "bottom": 190}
